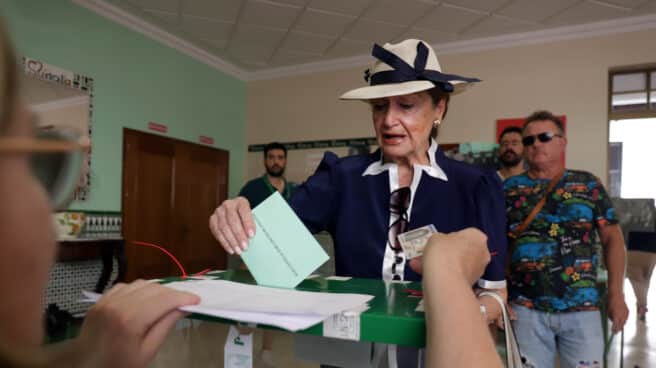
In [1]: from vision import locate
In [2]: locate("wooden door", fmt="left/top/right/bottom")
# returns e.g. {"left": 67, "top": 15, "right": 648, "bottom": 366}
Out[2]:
{"left": 173, "top": 142, "right": 229, "bottom": 274}
{"left": 122, "top": 129, "right": 228, "bottom": 280}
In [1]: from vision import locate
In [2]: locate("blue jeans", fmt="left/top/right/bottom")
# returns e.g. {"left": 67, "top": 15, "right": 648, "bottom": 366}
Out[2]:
{"left": 511, "top": 304, "right": 603, "bottom": 368}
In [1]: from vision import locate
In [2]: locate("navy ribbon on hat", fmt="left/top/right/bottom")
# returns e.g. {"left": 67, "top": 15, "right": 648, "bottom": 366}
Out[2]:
{"left": 364, "top": 41, "right": 480, "bottom": 93}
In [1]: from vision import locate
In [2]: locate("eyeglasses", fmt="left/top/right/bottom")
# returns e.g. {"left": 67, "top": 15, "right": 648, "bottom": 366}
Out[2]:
{"left": 0, "top": 129, "right": 84, "bottom": 210}
{"left": 522, "top": 132, "right": 563, "bottom": 146}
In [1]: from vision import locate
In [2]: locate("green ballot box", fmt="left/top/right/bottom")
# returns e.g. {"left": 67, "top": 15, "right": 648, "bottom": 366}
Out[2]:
{"left": 173, "top": 269, "right": 427, "bottom": 348}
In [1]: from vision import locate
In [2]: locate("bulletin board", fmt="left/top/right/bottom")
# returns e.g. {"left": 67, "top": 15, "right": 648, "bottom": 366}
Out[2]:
{"left": 247, "top": 138, "right": 377, "bottom": 185}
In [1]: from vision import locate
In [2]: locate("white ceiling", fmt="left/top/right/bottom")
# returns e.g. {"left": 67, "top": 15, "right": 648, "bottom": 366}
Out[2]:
{"left": 95, "top": 0, "right": 656, "bottom": 77}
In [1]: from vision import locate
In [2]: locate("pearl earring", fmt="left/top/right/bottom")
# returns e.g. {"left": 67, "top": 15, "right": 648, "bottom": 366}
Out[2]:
{"left": 433, "top": 119, "right": 441, "bottom": 127}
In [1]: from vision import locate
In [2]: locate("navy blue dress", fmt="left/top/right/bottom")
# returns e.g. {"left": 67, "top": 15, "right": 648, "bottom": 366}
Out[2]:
{"left": 290, "top": 147, "right": 507, "bottom": 286}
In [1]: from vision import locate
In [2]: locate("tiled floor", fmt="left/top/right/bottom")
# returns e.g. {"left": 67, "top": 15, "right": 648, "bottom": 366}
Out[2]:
{"left": 606, "top": 277, "right": 656, "bottom": 368}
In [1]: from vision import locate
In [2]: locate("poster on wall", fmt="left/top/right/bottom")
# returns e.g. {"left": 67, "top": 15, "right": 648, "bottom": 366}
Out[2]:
{"left": 247, "top": 138, "right": 377, "bottom": 185}
{"left": 21, "top": 57, "right": 95, "bottom": 201}
{"left": 496, "top": 115, "right": 567, "bottom": 165}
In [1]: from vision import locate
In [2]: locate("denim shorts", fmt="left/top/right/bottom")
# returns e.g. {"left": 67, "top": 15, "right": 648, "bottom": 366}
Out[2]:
{"left": 511, "top": 304, "right": 603, "bottom": 368}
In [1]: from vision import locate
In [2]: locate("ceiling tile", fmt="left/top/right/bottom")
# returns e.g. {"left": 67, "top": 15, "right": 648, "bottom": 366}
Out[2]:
{"left": 182, "top": 0, "right": 242, "bottom": 23}
{"left": 103, "top": 0, "right": 656, "bottom": 72}
{"left": 140, "top": 0, "right": 180, "bottom": 13}
{"left": 200, "top": 38, "right": 230, "bottom": 51}
{"left": 401, "top": 27, "right": 459, "bottom": 44}
{"left": 144, "top": 9, "right": 179, "bottom": 25}
{"left": 268, "top": 0, "right": 308, "bottom": 7}
{"left": 544, "top": 1, "right": 633, "bottom": 26}
{"left": 228, "top": 42, "right": 275, "bottom": 64}
{"left": 308, "top": 0, "right": 372, "bottom": 16}
{"left": 326, "top": 38, "right": 371, "bottom": 57}
{"left": 180, "top": 15, "right": 234, "bottom": 39}
{"left": 636, "top": 0, "right": 656, "bottom": 12}
{"left": 280, "top": 31, "right": 334, "bottom": 53}
{"left": 270, "top": 49, "right": 324, "bottom": 66}
{"left": 496, "top": 0, "right": 578, "bottom": 23}
{"left": 442, "top": 0, "right": 508, "bottom": 12}
{"left": 601, "top": 0, "right": 647, "bottom": 9}
{"left": 120, "top": 0, "right": 142, "bottom": 8}
{"left": 415, "top": 4, "right": 486, "bottom": 33}
{"left": 364, "top": 0, "right": 435, "bottom": 26}
{"left": 227, "top": 25, "right": 283, "bottom": 66}
{"left": 343, "top": 18, "right": 408, "bottom": 43}
{"left": 294, "top": 8, "right": 354, "bottom": 36}
{"left": 230, "top": 23, "right": 287, "bottom": 49}
{"left": 115, "top": 0, "right": 142, "bottom": 12}
{"left": 241, "top": 0, "right": 302, "bottom": 29}
{"left": 463, "top": 15, "right": 537, "bottom": 37}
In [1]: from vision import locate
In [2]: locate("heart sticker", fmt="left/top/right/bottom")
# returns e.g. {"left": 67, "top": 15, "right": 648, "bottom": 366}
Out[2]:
{"left": 26, "top": 59, "right": 43, "bottom": 73}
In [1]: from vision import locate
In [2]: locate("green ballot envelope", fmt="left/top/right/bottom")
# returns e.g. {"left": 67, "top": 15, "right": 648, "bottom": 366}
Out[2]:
{"left": 241, "top": 192, "right": 329, "bottom": 288}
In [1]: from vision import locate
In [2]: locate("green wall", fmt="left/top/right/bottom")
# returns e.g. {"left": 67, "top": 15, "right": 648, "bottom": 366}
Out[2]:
{"left": 1, "top": 0, "right": 246, "bottom": 211}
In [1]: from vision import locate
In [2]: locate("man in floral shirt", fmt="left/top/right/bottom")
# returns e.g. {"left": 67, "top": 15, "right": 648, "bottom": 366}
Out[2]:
{"left": 504, "top": 111, "right": 628, "bottom": 368}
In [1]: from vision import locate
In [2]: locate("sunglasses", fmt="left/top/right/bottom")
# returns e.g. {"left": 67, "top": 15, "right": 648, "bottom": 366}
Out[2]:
{"left": 522, "top": 132, "right": 563, "bottom": 146}
{"left": 0, "top": 129, "right": 84, "bottom": 210}
{"left": 388, "top": 187, "right": 410, "bottom": 252}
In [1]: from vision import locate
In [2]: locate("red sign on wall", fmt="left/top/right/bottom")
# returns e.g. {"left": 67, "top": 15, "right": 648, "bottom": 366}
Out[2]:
{"left": 199, "top": 135, "right": 214, "bottom": 145}
{"left": 148, "top": 122, "right": 168, "bottom": 133}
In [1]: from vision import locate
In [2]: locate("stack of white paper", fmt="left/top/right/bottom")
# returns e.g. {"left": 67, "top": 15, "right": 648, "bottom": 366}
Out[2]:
{"left": 82, "top": 279, "right": 373, "bottom": 332}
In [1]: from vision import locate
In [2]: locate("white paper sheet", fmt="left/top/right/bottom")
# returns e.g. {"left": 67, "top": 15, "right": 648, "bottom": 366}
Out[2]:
{"left": 325, "top": 276, "right": 352, "bottom": 281}
{"left": 415, "top": 299, "right": 424, "bottom": 312}
{"left": 322, "top": 303, "right": 369, "bottom": 341}
{"left": 164, "top": 279, "right": 371, "bottom": 316}
{"left": 225, "top": 326, "right": 253, "bottom": 368}
{"left": 179, "top": 305, "right": 327, "bottom": 331}
{"left": 81, "top": 279, "right": 373, "bottom": 332}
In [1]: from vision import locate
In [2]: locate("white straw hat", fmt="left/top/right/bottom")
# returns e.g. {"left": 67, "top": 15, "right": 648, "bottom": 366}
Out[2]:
{"left": 340, "top": 39, "right": 480, "bottom": 100}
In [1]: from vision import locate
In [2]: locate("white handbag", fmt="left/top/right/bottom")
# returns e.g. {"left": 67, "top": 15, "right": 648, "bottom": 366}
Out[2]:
{"left": 478, "top": 292, "right": 525, "bottom": 368}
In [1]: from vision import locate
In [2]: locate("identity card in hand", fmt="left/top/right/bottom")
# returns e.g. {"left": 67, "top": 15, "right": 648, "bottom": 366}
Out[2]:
{"left": 397, "top": 224, "right": 437, "bottom": 259}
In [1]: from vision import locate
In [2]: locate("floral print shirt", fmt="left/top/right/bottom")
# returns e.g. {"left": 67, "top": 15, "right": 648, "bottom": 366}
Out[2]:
{"left": 504, "top": 170, "right": 618, "bottom": 312}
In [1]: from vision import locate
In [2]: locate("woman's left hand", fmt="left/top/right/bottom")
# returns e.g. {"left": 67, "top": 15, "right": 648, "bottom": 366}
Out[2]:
{"left": 73, "top": 281, "right": 200, "bottom": 368}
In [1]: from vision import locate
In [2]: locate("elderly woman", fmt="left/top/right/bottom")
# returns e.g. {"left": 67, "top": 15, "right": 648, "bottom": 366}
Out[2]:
{"left": 0, "top": 19, "right": 199, "bottom": 367}
{"left": 210, "top": 39, "right": 507, "bottom": 320}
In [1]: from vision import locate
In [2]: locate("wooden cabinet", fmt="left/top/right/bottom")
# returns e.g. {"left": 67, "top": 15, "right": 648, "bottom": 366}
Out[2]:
{"left": 122, "top": 129, "right": 229, "bottom": 280}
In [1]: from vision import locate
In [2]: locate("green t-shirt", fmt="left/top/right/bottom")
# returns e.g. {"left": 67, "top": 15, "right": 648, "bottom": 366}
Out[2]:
{"left": 239, "top": 175, "right": 294, "bottom": 208}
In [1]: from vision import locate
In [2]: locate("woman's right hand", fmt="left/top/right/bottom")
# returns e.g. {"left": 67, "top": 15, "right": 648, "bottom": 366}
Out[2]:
{"left": 209, "top": 197, "right": 255, "bottom": 255}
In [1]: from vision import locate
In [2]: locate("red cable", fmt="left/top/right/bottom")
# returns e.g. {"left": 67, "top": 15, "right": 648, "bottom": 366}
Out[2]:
{"left": 193, "top": 268, "right": 212, "bottom": 276}
{"left": 132, "top": 240, "right": 188, "bottom": 278}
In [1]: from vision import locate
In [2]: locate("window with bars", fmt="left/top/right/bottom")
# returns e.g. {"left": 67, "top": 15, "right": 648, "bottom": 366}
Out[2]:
{"left": 609, "top": 67, "right": 656, "bottom": 119}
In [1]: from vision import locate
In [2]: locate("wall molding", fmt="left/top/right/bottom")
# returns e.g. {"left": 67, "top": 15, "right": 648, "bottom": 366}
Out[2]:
{"left": 71, "top": 0, "right": 248, "bottom": 80}
{"left": 73, "top": 0, "right": 656, "bottom": 82}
